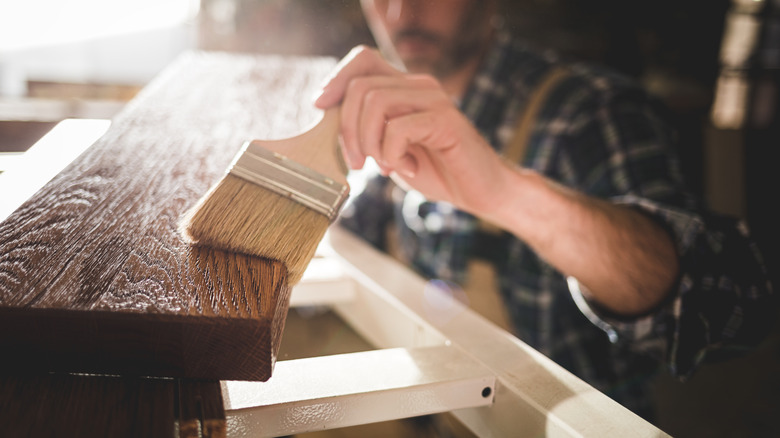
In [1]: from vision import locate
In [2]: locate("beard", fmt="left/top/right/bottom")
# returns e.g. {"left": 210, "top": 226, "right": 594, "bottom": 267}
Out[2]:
{"left": 389, "top": 5, "right": 492, "bottom": 79}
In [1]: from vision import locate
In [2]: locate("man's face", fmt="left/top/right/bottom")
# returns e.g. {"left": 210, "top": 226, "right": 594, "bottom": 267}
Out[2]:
{"left": 360, "top": 0, "right": 494, "bottom": 79}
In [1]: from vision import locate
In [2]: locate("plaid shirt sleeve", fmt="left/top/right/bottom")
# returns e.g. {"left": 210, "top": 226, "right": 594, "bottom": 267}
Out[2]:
{"left": 571, "top": 198, "right": 776, "bottom": 380}
{"left": 553, "top": 73, "right": 777, "bottom": 379}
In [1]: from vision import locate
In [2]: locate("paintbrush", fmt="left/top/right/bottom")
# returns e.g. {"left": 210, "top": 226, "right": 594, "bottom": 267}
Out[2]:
{"left": 179, "top": 107, "right": 349, "bottom": 285}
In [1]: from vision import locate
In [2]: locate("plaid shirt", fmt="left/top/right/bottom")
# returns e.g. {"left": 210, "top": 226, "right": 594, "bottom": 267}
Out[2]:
{"left": 338, "top": 31, "right": 775, "bottom": 421}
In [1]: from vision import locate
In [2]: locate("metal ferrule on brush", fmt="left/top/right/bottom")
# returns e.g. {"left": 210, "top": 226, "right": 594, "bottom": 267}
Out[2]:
{"left": 228, "top": 142, "right": 349, "bottom": 222}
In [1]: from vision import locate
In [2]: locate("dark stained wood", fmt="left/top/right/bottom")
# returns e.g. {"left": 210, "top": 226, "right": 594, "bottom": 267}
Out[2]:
{"left": 177, "top": 379, "right": 227, "bottom": 438}
{"left": 0, "top": 373, "right": 225, "bottom": 438}
{"left": 0, "top": 51, "right": 337, "bottom": 381}
{"left": 0, "top": 373, "right": 176, "bottom": 438}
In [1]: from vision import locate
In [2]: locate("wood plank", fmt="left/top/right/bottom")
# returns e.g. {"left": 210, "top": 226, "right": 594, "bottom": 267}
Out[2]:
{"left": 0, "top": 51, "right": 336, "bottom": 381}
{"left": 0, "top": 373, "right": 176, "bottom": 438}
{"left": 0, "top": 373, "right": 225, "bottom": 438}
{"left": 177, "top": 379, "right": 227, "bottom": 438}
{"left": 0, "top": 120, "right": 112, "bottom": 227}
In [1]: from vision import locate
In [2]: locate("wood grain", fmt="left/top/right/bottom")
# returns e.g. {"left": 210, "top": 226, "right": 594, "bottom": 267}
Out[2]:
{"left": 177, "top": 379, "right": 227, "bottom": 438}
{"left": 0, "top": 51, "right": 336, "bottom": 381}
{"left": 0, "top": 373, "right": 176, "bottom": 438}
{"left": 0, "top": 373, "right": 225, "bottom": 438}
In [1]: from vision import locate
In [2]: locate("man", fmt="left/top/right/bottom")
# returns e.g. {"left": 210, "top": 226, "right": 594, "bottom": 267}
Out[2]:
{"left": 314, "top": 0, "right": 774, "bottom": 421}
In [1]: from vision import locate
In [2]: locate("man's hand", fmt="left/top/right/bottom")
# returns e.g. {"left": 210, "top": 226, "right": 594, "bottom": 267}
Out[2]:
{"left": 314, "top": 46, "right": 510, "bottom": 216}
{"left": 316, "top": 46, "right": 681, "bottom": 317}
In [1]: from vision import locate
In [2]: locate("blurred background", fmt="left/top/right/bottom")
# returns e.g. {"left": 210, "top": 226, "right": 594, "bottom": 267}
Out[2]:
{"left": 0, "top": 1, "right": 778, "bottom": 437}
{"left": 1, "top": 0, "right": 778, "bottom": 270}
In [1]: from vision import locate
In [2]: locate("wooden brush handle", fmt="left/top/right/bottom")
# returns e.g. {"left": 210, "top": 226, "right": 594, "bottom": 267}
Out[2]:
{"left": 256, "top": 107, "right": 348, "bottom": 185}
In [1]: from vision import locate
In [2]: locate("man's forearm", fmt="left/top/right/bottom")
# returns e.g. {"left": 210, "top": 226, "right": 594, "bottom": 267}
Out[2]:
{"left": 482, "top": 165, "right": 680, "bottom": 316}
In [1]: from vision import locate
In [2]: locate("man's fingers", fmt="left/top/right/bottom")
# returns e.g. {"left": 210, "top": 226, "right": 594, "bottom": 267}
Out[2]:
{"left": 340, "top": 76, "right": 413, "bottom": 168}
{"left": 314, "top": 46, "right": 401, "bottom": 109}
{"left": 357, "top": 80, "right": 446, "bottom": 164}
{"left": 340, "top": 75, "right": 444, "bottom": 170}
{"left": 312, "top": 45, "right": 454, "bottom": 177}
{"left": 380, "top": 111, "right": 440, "bottom": 175}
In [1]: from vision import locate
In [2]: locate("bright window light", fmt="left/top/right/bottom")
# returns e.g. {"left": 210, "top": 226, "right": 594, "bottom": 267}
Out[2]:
{"left": 0, "top": 0, "right": 200, "bottom": 52}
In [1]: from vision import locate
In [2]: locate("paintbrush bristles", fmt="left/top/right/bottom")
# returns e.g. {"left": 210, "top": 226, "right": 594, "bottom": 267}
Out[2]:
{"left": 180, "top": 174, "right": 330, "bottom": 285}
